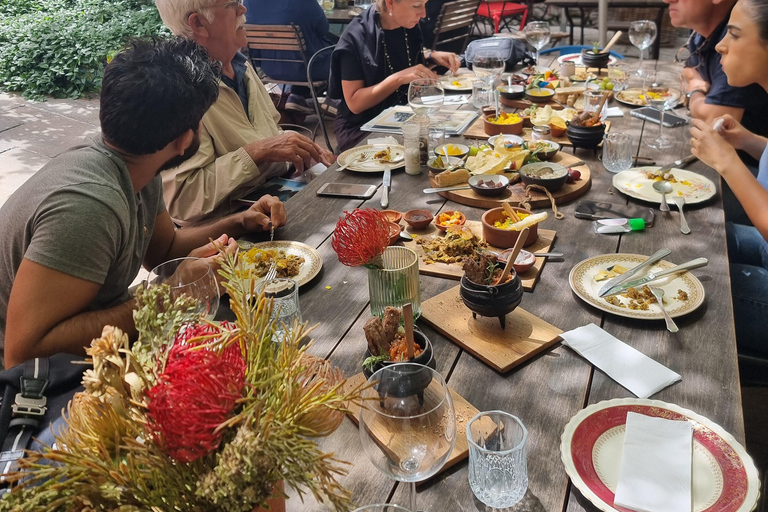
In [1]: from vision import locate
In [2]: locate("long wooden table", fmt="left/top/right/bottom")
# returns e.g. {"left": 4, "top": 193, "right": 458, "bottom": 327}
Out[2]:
{"left": 261, "top": 57, "right": 744, "bottom": 511}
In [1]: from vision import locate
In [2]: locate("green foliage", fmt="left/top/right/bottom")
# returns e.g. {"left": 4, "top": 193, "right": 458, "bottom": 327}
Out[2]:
{"left": 0, "top": 0, "right": 168, "bottom": 100}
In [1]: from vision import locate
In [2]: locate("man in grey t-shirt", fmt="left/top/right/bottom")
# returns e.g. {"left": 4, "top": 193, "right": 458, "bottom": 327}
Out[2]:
{"left": 0, "top": 38, "right": 287, "bottom": 369}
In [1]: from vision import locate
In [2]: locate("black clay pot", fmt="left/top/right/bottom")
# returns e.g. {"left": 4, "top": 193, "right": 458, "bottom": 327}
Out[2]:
{"left": 362, "top": 328, "right": 436, "bottom": 380}
{"left": 566, "top": 122, "right": 606, "bottom": 149}
{"left": 460, "top": 274, "right": 523, "bottom": 330}
{"left": 581, "top": 49, "right": 610, "bottom": 69}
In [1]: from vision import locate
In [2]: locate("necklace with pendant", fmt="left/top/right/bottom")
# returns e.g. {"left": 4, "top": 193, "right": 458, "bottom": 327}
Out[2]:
{"left": 380, "top": 22, "right": 412, "bottom": 102}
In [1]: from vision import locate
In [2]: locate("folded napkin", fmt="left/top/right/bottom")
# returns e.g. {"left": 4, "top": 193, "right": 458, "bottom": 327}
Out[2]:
{"left": 367, "top": 136, "right": 399, "bottom": 146}
{"left": 614, "top": 412, "right": 693, "bottom": 512}
{"left": 604, "top": 106, "right": 624, "bottom": 118}
{"left": 560, "top": 323, "right": 681, "bottom": 398}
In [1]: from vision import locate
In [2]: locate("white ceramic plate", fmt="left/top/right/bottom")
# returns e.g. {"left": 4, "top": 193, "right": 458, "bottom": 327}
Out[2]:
{"left": 561, "top": 398, "right": 760, "bottom": 512}
{"left": 488, "top": 134, "right": 525, "bottom": 148}
{"left": 557, "top": 53, "right": 619, "bottom": 66}
{"left": 568, "top": 253, "right": 705, "bottom": 320}
{"left": 237, "top": 240, "right": 322, "bottom": 287}
{"left": 440, "top": 76, "right": 474, "bottom": 91}
{"left": 612, "top": 167, "right": 717, "bottom": 205}
{"left": 337, "top": 144, "right": 406, "bottom": 173}
{"left": 615, "top": 87, "right": 684, "bottom": 108}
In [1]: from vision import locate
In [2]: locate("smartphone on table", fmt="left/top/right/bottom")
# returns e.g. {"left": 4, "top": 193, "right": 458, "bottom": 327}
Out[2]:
{"left": 630, "top": 107, "right": 688, "bottom": 127}
{"left": 316, "top": 182, "right": 377, "bottom": 199}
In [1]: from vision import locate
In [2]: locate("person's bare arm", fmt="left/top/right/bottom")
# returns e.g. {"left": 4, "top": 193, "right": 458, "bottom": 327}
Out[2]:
{"left": 342, "top": 64, "right": 437, "bottom": 114}
{"left": 4, "top": 259, "right": 136, "bottom": 368}
{"left": 683, "top": 66, "right": 745, "bottom": 124}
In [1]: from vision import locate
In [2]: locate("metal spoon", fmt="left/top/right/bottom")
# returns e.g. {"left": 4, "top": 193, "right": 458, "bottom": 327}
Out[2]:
{"left": 398, "top": 230, "right": 414, "bottom": 241}
{"left": 653, "top": 180, "right": 672, "bottom": 212}
{"left": 671, "top": 195, "right": 690, "bottom": 235}
{"left": 649, "top": 286, "right": 679, "bottom": 333}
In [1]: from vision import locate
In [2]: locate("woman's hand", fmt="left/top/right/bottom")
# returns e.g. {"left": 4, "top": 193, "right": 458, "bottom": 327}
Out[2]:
{"left": 711, "top": 114, "right": 751, "bottom": 151}
{"left": 394, "top": 64, "right": 438, "bottom": 86}
{"left": 690, "top": 118, "right": 742, "bottom": 175}
{"left": 430, "top": 51, "right": 461, "bottom": 74}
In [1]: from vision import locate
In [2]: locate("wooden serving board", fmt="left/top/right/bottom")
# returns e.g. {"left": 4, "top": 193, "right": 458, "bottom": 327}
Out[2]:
{"left": 342, "top": 372, "right": 490, "bottom": 482}
{"left": 401, "top": 221, "right": 556, "bottom": 292}
{"left": 428, "top": 152, "right": 591, "bottom": 209}
{"left": 420, "top": 286, "right": 563, "bottom": 373}
{"left": 464, "top": 117, "right": 611, "bottom": 146}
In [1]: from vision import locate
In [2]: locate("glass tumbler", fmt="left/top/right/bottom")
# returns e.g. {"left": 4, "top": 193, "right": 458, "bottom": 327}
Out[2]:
{"left": 602, "top": 132, "right": 634, "bottom": 173}
{"left": 467, "top": 411, "right": 528, "bottom": 509}
{"left": 584, "top": 90, "right": 604, "bottom": 115}
{"left": 472, "top": 80, "right": 492, "bottom": 109}
{"left": 367, "top": 247, "right": 421, "bottom": 320}
{"left": 263, "top": 278, "right": 301, "bottom": 342}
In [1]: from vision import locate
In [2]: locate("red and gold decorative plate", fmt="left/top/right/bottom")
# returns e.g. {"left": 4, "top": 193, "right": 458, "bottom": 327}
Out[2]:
{"left": 561, "top": 398, "right": 760, "bottom": 512}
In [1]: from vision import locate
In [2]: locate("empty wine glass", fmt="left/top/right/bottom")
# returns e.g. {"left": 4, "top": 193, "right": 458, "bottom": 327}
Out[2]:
{"left": 359, "top": 363, "right": 456, "bottom": 512}
{"left": 643, "top": 74, "right": 681, "bottom": 149}
{"left": 408, "top": 78, "right": 444, "bottom": 118}
{"left": 147, "top": 257, "right": 220, "bottom": 321}
{"left": 629, "top": 20, "right": 657, "bottom": 76}
{"left": 471, "top": 50, "right": 505, "bottom": 86}
{"left": 524, "top": 21, "right": 551, "bottom": 67}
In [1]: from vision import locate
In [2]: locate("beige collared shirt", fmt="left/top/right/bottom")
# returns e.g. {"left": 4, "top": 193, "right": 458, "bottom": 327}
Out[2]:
{"left": 162, "top": 59, "right": 285, "bottom": 225}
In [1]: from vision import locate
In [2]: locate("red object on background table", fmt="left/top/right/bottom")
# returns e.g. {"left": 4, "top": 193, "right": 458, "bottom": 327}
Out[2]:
{"left": 476, "top": 0, "right": 529, "bottom": 33}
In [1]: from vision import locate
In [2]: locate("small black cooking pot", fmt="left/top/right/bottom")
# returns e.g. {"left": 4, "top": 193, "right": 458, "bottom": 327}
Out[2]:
{"left": 581, "top": 49, "right": 610, "bottom": 69}
{"left": 363, "top": 328, "right": 435, "bottom": 379}
{"left": 460, "top": 273, "right": 523, "bottom": 329}
{"left": 566, "top": 122, "right": 606, "bottom": 149}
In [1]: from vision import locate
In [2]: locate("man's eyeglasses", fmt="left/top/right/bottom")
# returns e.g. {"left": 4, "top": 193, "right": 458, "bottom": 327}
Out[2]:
{"left": 208, "top": 0, "right": 244, "bottom": 9}
{"left": 674, "top": 31, "right": 703, "bottom": 68}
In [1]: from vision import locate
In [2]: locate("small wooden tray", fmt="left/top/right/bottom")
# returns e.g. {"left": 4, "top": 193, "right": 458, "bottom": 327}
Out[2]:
{"left": 428, "top": 152, "right": 591, "bottom": 209}
{"left": 401, "top": 220, "right": 556, "bottom": 292}
{"left": 342, "top": 372, "right": 488, "bottom": 482}
{"left": 420, "top": 286, "right": 562, "bottom": 373}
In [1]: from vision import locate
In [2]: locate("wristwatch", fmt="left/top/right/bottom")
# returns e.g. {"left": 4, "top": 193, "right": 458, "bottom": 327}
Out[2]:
{"left": 686, "top": 89, "right": 707, "bottom": 99}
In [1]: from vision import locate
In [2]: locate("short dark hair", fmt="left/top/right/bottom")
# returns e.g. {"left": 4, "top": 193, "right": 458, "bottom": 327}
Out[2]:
{"left": 100, "top": 37, "right": 220, "bottom": 155}
{"left": 742, "top": 0, "right": 768, "bottom": 41}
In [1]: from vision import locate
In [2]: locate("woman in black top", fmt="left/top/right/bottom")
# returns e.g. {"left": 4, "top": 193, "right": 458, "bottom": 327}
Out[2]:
{"left": 328, "top": 0, "right": 460, "bottom": 151}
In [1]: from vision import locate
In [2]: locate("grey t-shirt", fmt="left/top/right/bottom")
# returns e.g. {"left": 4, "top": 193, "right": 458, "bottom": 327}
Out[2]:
{"left": 0, "top": 138, "right": 165, "bottom": 362}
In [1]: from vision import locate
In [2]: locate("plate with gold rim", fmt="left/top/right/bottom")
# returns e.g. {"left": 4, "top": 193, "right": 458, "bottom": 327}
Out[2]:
{"left": 236, "top": 240, "right": 322, "bottom": 287}
{"left": 568, "top": 253, "right": 705, "bottom": 320}
{"left": 561, "top": 398, "right": 760, "bottom": 512}
{"left": 612, "top": 167, "right": 716, "bottom": 205}
{"left": 337, "top": 144, "right": 406, "bottom": 173}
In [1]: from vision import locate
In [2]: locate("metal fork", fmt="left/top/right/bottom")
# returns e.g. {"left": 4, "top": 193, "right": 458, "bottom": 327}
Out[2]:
{"left": 264, "top": 261, "right": 278, "bottom": 283}
{"left": 336, "top": 151, "right": 371, "bottom": 171}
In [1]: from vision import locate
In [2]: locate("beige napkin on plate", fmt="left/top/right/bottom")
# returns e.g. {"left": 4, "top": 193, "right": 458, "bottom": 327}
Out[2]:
{"left": 614, "top": 412, "right": 693, "bottom": 512}
{"left": 560, "top": 323, "right": 681, "bottom": 398}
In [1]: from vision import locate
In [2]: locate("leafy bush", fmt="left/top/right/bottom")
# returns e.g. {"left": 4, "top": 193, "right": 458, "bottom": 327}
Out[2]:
{"left": 0, "top": 0, "right": 168, "bottom": 100}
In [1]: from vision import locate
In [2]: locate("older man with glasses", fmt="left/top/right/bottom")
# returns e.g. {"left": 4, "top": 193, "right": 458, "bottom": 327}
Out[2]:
{"left": 155, "top": 0, "right": 335, "bottom": 225}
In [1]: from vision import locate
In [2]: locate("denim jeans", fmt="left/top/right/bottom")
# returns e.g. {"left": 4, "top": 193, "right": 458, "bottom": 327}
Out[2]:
{"left": 727, "top": 222, "right": 768, "bottom": 355}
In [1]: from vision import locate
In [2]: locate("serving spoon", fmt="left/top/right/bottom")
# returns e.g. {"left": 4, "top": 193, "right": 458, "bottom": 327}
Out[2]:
{"left": 653, "top": 180, "right": 672, "bottom": 212}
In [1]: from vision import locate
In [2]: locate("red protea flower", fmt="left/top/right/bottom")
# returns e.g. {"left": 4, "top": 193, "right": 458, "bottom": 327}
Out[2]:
{"left": 146, "top": 323, "right": 246, "bottom": 463}
{"left": 332, "top": 208, "right": 390, "bottom": 268}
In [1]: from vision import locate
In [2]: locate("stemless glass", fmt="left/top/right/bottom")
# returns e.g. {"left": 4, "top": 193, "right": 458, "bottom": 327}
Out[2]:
{"left": 602, "top": 133, "right": 634, "bottom": 173}
{"left": 471, "top": 50, "right": 505, "bottom": 86}
{"left": 467, "top": 411, "right": 528, "bottom": 508}
{"left": 629, "top": 20, "right": 657, "bottom": 76}
{"left": 367, "top": 247, "right": 421, "bottom": 320}
{"left": 262, "top": 278, "right": 301, "bottom": 342}
{"left": 643, "top": 75, "right": 681, "bottom": 149}
{"left": 147, "top": 257, "right": 219, "bottom": 321}
{"left": 408, "top": 78, "right": 444, "bottom": 118}
{"left": 524, "top": 21, "right": 551, "bottom": 67}
{"left": 472, "top": 79, "right": 492, "bottom": 109}
{"left": 360, "top": 363, "right": 456, "bottom": 512}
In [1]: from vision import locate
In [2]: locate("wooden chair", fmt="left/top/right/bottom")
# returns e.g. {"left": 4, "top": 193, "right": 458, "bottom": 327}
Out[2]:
{"left": 476, "top": 0, "right": 529, "bottom": 34}
{"left": 430, "top": 0, "right": 482, "bottom": 52}
{"left": 244, "top": 24, "right": 331, "bottom": 145}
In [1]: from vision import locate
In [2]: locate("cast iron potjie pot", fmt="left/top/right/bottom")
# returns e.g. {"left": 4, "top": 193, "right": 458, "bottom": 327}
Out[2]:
{"left": 460, "top": 273, "right": 523, "bottom": 330}
{"left": 363, "top": 328, "right": 436, "bottom": 380}
{"left": 566, "top": 122, "right": 606, "bottom": 150}
{"left": 580, "top": 49, "right": 610, "bottom": 69}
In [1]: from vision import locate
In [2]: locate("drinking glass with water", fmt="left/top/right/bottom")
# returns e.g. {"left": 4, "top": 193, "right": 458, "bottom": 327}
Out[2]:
{"left": 602, "top": 133, "right": 634, "bottom": 173}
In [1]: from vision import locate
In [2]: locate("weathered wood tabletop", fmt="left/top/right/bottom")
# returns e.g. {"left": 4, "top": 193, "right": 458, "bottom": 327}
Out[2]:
{"left": 262, "top": 56, "right": 743, "bottom": 511}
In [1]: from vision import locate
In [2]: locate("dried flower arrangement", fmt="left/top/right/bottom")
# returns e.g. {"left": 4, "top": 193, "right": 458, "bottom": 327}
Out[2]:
{"left": 0, "top": 252, "right": 362, "bottom": 512}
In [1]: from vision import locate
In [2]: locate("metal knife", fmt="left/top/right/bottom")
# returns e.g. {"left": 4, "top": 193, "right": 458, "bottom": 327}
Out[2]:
{"left": 381, "top": 165, "right": 391, "bottom": 208}
{"left": 423, "top": 184, "right": 471, "bottom": 194}
{"left": 602, "top": 257, "right": 708, "bottom": 297}
{"left": 597, "top": 248, "right": 671, "bottom": 298}
{"left": 269, "top": 221, "right": 274, "bottom": 242}
{"left": 654, "top": 154, "right": 699, "bottom": 175}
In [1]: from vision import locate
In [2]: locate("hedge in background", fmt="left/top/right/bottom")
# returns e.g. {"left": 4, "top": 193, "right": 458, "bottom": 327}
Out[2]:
{"left": 0, "top": 0, "right": 168, "bottom": 100}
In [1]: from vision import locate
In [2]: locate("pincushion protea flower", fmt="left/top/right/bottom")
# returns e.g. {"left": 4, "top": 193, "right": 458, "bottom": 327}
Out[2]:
{"left": 332, "top": 208, "right": 390, "bottom": 269}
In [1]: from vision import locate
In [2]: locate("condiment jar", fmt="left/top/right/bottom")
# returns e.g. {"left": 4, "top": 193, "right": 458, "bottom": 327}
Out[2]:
{"left": 402, "top": 122, "right": 422, "bottom": 175}
{"left": 560, "top": 61, "right": 576, "bottom": 78}
{"left": 532, "top": 126, "right": 551, "bottom": 141}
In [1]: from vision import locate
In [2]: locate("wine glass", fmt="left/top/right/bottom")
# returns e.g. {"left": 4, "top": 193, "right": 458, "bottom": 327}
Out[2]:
{"left": 471, "top": 50, "right": 505, "bottom": 86}
{"left": 643, "top": 74, "right": 681, "bottom": 149}
{"left": 524, "top": 21, "right": 551, "bottom": 68}
{"left": 408, "top": 78, "right": 444, "bottom": 118}
{"left": 629, "top": 20, "right": 657, "bottom": 76}
{"left": 147, "top": 257, "right": 220, "bottom": 321}
{"left": 359, "top": 363, "right": 456, "bottom": 512}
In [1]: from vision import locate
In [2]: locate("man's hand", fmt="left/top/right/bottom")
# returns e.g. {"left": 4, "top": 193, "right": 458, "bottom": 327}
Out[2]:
{"left": 245, "top": 132, "right": 332, "bottom": 173}
{"left": 430, "top": 51, "right": 461, "bottom": 74}
{"left": 682, "top": 67, "right": 710, "bottom": 96}
{"left": 242, "top": 194, "right": 287, "bottom": 232}
{"left": 187, "top": 234, "right": 239, "bottom": 289}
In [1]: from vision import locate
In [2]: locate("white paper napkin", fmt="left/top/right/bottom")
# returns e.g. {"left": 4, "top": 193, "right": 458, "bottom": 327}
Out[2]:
{"left": 560, "top": 323, "right": 681, "bottom": 398}
{"left": 614, "top": 412, "right": 693, "bottom": 512}
{"left": 604, "top": 106, "right": 624, "bottom": 118}
{"left": 367, "top": 136, "right": 399, "bottom": 146}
